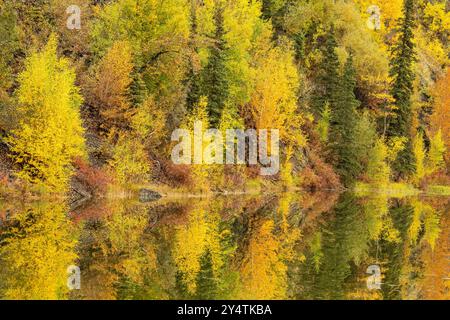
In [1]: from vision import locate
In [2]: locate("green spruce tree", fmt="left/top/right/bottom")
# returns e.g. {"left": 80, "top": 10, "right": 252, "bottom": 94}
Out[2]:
{"left": 185, "top": 0, "right": 202, "bottom": 112}
{"left": 311, "top": 27, "right": 340, "bottom": 117}
{"left": 387, "top": 0, "right": 417, "bottom": 179}
{"left": 201, "top": 4, "right": 229, "bottom": 127}
{"left": 330, "top": 54, "right": 362, "bottom": 186}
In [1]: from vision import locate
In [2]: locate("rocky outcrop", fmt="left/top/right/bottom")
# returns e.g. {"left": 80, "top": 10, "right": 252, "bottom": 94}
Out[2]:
{"left": 138, "top": 189, "right": 162, "bottom": 202}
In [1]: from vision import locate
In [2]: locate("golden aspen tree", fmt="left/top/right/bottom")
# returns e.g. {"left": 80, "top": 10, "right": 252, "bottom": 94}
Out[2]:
{"left": 108, "top": 133, "right": 150, "bottom": 186}
{"left": 412, "top": 131, "right": 426, "bottom": 184}
{"left": 430, "top": 68, "right": 450, "bottom": 164}
{"left": 366, "top": 139, "right": 390, "bottom": 186}
{"left": 180, "top": 96, "right": 213, "bottom": 191}
{"left": 5, "top": 35, "right": 85, "bottom": 192}
{"left": 88, "top": 40, "right": 134, "bottom": 132}
{"left": 427, "top": 130, "right": 446, "bottom": 174}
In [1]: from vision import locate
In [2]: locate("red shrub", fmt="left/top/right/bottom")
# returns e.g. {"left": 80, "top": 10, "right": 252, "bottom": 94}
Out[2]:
{"left": 161, "top": 160, "right": 192, "bottom": 187}
{"left": 300, "top": 151, "right": 341, "bottom": 191}
{"left": 73, "top": 157, "right": 112, "bottom": 195}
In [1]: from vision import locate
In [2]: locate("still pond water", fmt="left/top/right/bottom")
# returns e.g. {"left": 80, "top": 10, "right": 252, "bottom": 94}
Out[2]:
{"left": 0, "top": 191, "right": 448, "bottom": 300}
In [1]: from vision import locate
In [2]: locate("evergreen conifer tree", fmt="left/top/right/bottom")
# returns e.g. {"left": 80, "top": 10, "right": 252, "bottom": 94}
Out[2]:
{"left": 330, "top": 54, "right": 362, "bottom": 186}
{"left": 387, "top": 0, "right": 417, "bottom": 178}
{"left": 312, "top": 27, "right": 340, "bottom": 116}
{"left": 201, "top": 4, "right": 229, "bottom": 127}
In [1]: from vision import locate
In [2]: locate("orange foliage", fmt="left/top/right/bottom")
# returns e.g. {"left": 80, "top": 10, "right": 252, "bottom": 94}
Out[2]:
{"left": 73, "top": 157, "right": 112, "bottom": 195}
{"left": 161, "top": 160, "right": 192, "bottom": 187}
{"left": 430, "top": 68, "right": 450, "bottom": 164}
{"left": 87, "top": 40, "right": 134, "bottom": 131}
{"left": 300, "top": 150, "right": 341, "bottom": 191}
{"left": 419, "top": 213, "right": 450, "bottom": 300}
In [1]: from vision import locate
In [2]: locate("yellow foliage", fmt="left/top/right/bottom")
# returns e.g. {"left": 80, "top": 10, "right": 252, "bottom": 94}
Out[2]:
{"left": 108, "top": 134, "right": 150, "bottom": 185}
{"left": 89, "top": 40, "right": 134, "bottom": 130}
{"left": 103, "top": 202, "right": 157, "bottom": 283}
{"left": 430, "top": 68, "right": 450, "bottom": 163}
{"left": 249, "top": 38, "right": 298, "bottom": 132}
{"left": 182, "top": 96, "right": 213, "bottom": 190}
{"left": 5, "top": 35, "right": 85, "bottom": 192}
{"left": 427, "top": 129, "right": 446, "bottom": 174}
{"left": 409, "top": 200, "right": 441, "bottom": 250}
{"left": 413, "top": 131, "right": 426, "bottom": 184}
{"left": 423, "top": 2, "right": 450, "bottom": 38}
{"left": 386, "top": 136, "right": 407, "bottom": 163}
{"left": 249, "top": 30, "right": 305, "bottom": 147}
{"left": 366, "top": 139, "right": 390, "bottom": 186}
{"left": 131, "top": 95, "right": 166, "bottom": 142}
{"left": 222, "top": 0, "right": 262, "bottom": 106}
{"left": 353, "top": 0, "right": 403, "bottom": 30}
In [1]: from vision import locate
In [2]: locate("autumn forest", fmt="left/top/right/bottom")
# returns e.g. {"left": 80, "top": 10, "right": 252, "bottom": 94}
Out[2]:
{"left": 0, "top": 0, "right": 448, "bottom": 301}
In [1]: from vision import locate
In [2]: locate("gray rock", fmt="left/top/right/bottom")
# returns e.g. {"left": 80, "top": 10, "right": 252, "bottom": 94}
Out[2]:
{"left": 139, "top": 189, "right": 162, "bottom": 202}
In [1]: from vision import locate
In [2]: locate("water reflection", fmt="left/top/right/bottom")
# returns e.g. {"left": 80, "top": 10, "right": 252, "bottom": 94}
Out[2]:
{"left": 0, "top": 192, "right": 448, "bottom": 300}
{"left": 0, "top": 202, "right": 77, "bottom": 299}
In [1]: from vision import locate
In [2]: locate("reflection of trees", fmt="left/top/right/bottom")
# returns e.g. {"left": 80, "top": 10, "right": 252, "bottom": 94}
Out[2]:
{"left": 234, "top": 194, "right": 304, "bottom": 300}
{"left": 0, "top": 202, "right": 77, "bottom": 299}
{"left": 173, "top": 201, "right": 221, "bottom": 295}
{"left": 380, "top": 198, "right": 445, "bottom": 300}
{"left": 418, "top": 206, "right": 449, "bottom": 300}
{"left": 294, "top": 192, "right": 380, "bottom": 299}
{"left": 293, "top": 192, "right": 447, "bottom": 300}
{"left": 380, "top": 201, "right": 414, "bottom": 300}
{"left": 172, "top": 199, "right": 238, "bottom": 299}
{"left": 75, "top": 200, "right": 158, "bottom": 300}
{"left": 6, "top": 191, "right": 442, "bottom": 300}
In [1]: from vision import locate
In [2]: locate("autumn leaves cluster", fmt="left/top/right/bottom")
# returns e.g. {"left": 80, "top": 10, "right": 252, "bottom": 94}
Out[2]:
{"left": 0, "top": 0, "right": 448, "bottom": 194}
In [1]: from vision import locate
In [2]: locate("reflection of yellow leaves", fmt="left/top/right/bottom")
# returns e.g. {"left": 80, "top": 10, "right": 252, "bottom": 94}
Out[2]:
{"left": 173, "top": 203, "right": 223, "bottom": 294}
{"left": 103, "top": 202, "right": 157, "bottom": 283}
{"left": 381, "top": 214, "right": 400, "bottom": 243}
{"left": 408, "top": 202, "right": 423, "bottom": 245}
{"left": 277, "top": 194, "right": 302, "bottom": 262}
{"left": 239, "top": 220, "right": 287, "bottom": 300}
{"left": 423, "top": 208, "right": 441, "bottom": 251}
{"left": 418, "top": 213, "right": 449, "bottom": 300}
{"left": 363, "top": 196, "right": 387, "bottom": 240}
{"left": 0, "top": 202, "right": 77, "bottom": 299}
{"left": 409, "top": 200, "right": 441, "bottom": 249}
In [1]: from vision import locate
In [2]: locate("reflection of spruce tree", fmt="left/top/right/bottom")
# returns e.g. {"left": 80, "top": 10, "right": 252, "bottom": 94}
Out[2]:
{"left": 195, "top": 249, "right": 218, "bottom": 299}
{"left": 201, "top": 5, "right": 228, "bottom": 127}
{"left": 330, "top": 54, "right": 362, "bottom": 186}
{"left": 387, "top": 0, "right": 417, "bottom": 179}
{"left": 175, "top": 270, "right": 191, "bottom": 299}
{"left": 295, "top": 193, "right": 368, "bottom": 299}
{"left": 380, "top": 202, "right": 413, "bottom": 300}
